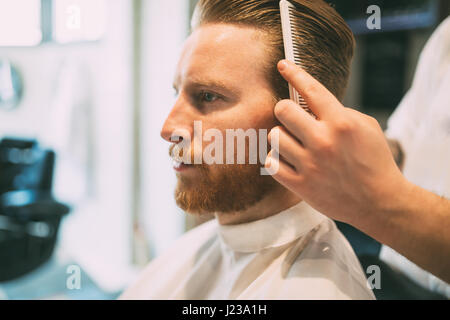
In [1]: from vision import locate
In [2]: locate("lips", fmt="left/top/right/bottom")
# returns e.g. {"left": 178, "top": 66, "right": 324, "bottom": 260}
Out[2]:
{"left": 172, "top": 158, "right": 182, "bottom": 169}
{"left": 172, "top": 160, "right": 193, "bottom": 172}
{"left": 169, "top": 144, "right": 195, "bottom": 172}
{"left": 172, "top": 158, "right": 186, "bottom": 170}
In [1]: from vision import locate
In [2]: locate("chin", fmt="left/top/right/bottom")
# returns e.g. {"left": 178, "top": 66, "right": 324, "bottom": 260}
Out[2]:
{"left": 174, "top": 162, "right": 278, "bottom": 215}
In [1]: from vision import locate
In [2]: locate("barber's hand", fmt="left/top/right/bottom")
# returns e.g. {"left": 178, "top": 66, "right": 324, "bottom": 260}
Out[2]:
{"left": 266, "top": 60, "right": 410, "bottom": 228}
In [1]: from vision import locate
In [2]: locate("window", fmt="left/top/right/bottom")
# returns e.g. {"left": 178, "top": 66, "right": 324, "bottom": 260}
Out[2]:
{"left": 0, "top": 0, "right": 42, "bottom": 46}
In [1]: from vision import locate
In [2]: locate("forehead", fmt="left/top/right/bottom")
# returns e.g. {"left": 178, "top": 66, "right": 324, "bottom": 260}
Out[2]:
{"left": 174, "top": 23, "right": 270, "bottom": 87}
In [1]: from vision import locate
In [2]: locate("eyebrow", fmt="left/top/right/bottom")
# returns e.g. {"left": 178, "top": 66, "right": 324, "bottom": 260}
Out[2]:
{"left": 173, "top": 77, "right": 240, "bottom": 96}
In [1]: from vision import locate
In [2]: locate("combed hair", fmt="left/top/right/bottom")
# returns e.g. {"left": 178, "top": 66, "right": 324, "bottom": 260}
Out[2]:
{"left": 191, "top": 0, "right": 355, "bottom": 101}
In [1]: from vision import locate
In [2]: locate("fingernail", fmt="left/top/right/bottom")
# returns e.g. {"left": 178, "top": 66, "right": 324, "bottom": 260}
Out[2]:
{"left": 278, "top": 60, "right": 288, "bottom": 71}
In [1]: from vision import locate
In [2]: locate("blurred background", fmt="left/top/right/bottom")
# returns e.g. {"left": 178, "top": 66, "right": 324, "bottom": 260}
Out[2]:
{"left": 0, "top": 0, "right": 448, "bottom": 299}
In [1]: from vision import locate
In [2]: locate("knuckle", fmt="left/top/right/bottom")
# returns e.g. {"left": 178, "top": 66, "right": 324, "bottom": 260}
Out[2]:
{"left": 367, "top": 115, "right": 380, "bottom": 127}
{"left": 293, "top": 174, "right": 306, "bottom": 187}
{"left": 274, "top": 100, "right": 292, "bottom": 118}
{"left": 317, "top": 138, "right": 334, "bottom": 154}
{"left": 301, "top": 82, "right": 319, "bottom": 100}
{"left": 302, "top": 160, "right": 319, "bottom": 177}
{"left": 307, "top": 132, "right": 321, "bottom": 146}
{"left": 311, "top": 133, "right": 333, "bottom": 154}
{"left": 334, "top": 119, "right": 354, "bottom": 133}
{"left": 308, "top": 128, "right": 324, "bottom": 144}
{"left": 345, "top": 108, "right": 379, "bottom": 128}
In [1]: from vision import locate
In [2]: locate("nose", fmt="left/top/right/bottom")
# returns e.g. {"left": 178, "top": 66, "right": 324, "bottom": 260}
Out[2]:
{"left": 160, "top": 96, "right": 194, "bottom": 144}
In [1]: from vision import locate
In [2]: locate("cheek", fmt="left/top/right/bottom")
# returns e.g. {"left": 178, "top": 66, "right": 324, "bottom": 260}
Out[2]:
{"left": 211, "top": 100, "right": 277, "bottom": 131}
{"left": 200, "top": 117, "right": 276, "bottom": 164}
{"left": 242, "top": 103, "right": 278, "bottom": 131}
{"left": 192, "top": 94, "right": 277, "bottom": 163}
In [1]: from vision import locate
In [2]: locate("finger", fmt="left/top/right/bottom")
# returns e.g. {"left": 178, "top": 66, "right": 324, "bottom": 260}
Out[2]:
{"left": 274, "top": 99, "right": 318, "bottom": 147}
{"left": 265, "top": 153, "right": 303, "bottom": 193}
{"left": 269, "top": 126, "right": 305, "bottom": 170}
{"left": 278, "top": 59, "right": 341, "bottom": 119}
{"left": 265, "top": 151, "right": 299, "bottom": 184}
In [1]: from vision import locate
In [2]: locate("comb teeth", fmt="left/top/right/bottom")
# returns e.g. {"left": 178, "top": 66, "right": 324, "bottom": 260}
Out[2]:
{"left": 287, "top": 9, "right": 304, "bottom": 66}
{"left": 280, "top": 0, "right": 315, "bottom": 116}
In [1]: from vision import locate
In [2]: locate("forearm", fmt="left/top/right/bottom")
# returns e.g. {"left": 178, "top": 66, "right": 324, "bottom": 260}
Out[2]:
{"left": 360, "top": 179, "right": 450, "bottom": 284}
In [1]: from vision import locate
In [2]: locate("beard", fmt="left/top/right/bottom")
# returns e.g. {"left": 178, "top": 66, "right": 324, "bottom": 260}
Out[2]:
{"left": 175, "top": 163, "right": 277, "bottom": 215}
{"left": 170, "top": 146, "right": 277, "bottom": 215}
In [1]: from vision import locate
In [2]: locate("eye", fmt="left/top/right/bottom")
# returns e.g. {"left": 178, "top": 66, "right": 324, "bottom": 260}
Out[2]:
{"left": 199, "top": 91, "right": 219, "bottom": 103}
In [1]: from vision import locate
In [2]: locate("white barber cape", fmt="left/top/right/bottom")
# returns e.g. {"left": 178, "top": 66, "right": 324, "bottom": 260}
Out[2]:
{"left": 383, "top": 17, "right": 450, "bottom": 298}
{"left": 120, "top": 201, "right": 375, "bottom": 300}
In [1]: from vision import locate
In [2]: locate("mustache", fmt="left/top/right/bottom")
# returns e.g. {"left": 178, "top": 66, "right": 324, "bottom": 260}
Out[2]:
{"left": 169, "top": 143, "right": 195, "bottom": 164}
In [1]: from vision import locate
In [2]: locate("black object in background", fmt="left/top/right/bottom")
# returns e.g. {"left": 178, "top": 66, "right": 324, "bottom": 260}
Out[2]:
{"left": 362, "top": 32, "right": 408, "bottom": 112}
{"left": 336, "top": 221, "right": 447, "bottom": 299}
{"left": 0, "top": 138, "right": 70, "bottom": 282}
{"left": 359, "top": 255, "right": 447, "bottom": 300}
{"left": 329, "top": 0, "right": 440, "bottom": 34}
{"left": 0, "top": 138, "right": 54, "bottom": 193}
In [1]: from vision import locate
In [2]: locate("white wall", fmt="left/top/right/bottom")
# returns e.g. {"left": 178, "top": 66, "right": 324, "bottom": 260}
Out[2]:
{"left": 139, "top": 0, "right": 189, "bottom": 258}
{"left": 0, "top": 0, "right": 135, "bottom": 292}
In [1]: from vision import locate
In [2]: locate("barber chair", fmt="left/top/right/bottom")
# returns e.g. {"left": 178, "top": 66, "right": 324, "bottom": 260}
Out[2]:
{"left": 0, "top": 138, "right": 70, "bottom": 282}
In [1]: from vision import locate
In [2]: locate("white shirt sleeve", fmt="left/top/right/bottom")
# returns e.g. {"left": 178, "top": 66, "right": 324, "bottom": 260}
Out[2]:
{"left": 385, "top": 17, "right": 450, "bottom": 147}
{"left": 381, "top": 17, "right": 450, "bottom": 299}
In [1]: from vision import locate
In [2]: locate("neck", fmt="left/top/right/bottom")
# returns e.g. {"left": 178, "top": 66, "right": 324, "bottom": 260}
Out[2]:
{"left": 215, "top": 186, "right": 301, "bottom": 225}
